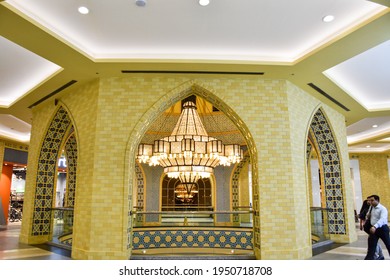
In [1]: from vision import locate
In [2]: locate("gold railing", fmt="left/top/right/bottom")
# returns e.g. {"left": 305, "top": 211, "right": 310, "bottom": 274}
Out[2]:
{"left": 131, "top": 209, "right": 253, "bottom": 227}
{"left": 310, "top": 207, "right": 330, "bottom": 242}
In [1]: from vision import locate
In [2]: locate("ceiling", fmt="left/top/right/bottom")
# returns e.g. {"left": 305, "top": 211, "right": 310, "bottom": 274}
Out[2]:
{"left": 0, "top": 0, "right": 389, "bottom": 153}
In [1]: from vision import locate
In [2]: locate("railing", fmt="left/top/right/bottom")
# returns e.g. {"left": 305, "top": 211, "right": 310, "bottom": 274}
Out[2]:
{"left": 131, "top": 209, "right": 253, "bottom": 228}
{"left": 310, "top": 207, "right": 330, "bottom": 243}
{"left": 51, "top": 207, "right": 74, "bottom": 238}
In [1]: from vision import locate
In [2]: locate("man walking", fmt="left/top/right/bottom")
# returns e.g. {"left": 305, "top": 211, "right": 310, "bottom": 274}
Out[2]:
{"left": 364, "top": 195, "right": 390, "bottom": 260}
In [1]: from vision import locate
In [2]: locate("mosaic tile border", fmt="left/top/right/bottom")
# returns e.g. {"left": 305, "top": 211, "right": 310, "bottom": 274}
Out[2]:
{"left": 135, "top": 163, "right": 144, "bottom": 223}
{"left": 4, "top": 140, "right": 29, "bottom": 152}
{"left": 64, "top": 133, "right": 77, "bottom": 207}
{"left": 231, "top": 155, "right": 250, "bottom": 222}
{"left": 310, "top": 109, "right": 345, "bottom": 234}
{"left": 32, "top": 106, "right": 72, "bottom": 236}
{"left": 132, "top": 229, "right": 253, "bottom": 250}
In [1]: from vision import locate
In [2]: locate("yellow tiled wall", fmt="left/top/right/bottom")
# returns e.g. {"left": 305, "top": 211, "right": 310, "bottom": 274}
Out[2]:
{"left": 21, "top": 75, "right": 355, "bottom": 259}
{"left": 352, "top": 153, "right": 390, "bottom": 210}
{"left": 286, "top": 82, "right": 356, "bottom": 248}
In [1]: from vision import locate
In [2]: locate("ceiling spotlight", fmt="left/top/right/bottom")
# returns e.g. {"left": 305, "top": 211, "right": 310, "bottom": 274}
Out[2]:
{"left": 78, "top": 6, "right": 89, "bottom": 14}
{"left": 372, "top": 124, "right": 378, "bottom": 128}
{"left": 135, "top": 0, "right": 146, "bottom": 7}
{"left": 366, "top": 145, "right": 371, "bottom": 148}
{"left": 199, "top": 0, "right": 210, "bottom": 6}
{"left": 322, "top": 15, "right": 335, "bottom": 23}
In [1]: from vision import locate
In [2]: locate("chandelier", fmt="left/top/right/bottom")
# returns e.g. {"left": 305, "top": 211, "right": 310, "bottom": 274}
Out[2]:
{"left": 174, "top": 183, "right": 198, "bottom": 203}
{"left": 137, "top": 101, "right": 243, "bottom": 186}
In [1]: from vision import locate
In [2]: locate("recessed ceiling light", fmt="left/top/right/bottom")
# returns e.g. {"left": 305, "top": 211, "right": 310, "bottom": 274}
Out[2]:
{"left": 199, "top": 0, "right": 210, "bottom": 6}
{"left": 135, "top": 0, "right": 146, "bottom": 7}
{"left": 372, "top": 124, "right": 378, "bottom": 128}
{"left": 322, "top": 15, "right": 335, "bottom": 23}
{"left": 366, "top": 145, "right": 371, "bottom": 148}
{"left": 78, "top": 6, "right": 89, "bottom": 14}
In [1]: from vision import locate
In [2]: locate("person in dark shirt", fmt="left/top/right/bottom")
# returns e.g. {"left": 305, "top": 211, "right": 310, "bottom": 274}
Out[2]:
{"left": 359, "top": 199, "right": 383, "bottom": 260}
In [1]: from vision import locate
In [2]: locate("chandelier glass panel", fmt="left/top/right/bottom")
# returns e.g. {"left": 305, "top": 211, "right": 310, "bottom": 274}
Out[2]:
{"left": 137, "top": 100, "right": 243, "bottom": 187}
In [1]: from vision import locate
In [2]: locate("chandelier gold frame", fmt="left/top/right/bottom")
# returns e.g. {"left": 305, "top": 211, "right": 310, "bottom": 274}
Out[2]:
{"left": 137, "top": 101, "right": 243, "bottom": 186}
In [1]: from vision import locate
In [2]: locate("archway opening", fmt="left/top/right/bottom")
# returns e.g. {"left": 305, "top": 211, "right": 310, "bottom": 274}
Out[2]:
{"left": 129, "top": 89, "right": 257, "bottom": 258}
{"left": 29, "top": 106, "right": 77, "bottom": 250}
{"left": 307, "top": 108, "right": 346, "bottom": 248}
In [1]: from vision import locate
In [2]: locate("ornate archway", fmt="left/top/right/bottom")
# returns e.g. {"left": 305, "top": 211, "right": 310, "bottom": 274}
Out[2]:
{"left": 31, "top": 106, "right": 78, "bottom": 237}
{"left": 125, "top": 81, "right": 260, "bottom": 257}
{"left": 308, "top": 108, "right": 346, "bottom": 235}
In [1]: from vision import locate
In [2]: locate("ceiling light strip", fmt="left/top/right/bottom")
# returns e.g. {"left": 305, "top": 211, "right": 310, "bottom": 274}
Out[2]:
{"left": 121, "top": 70, "right": 264, "bottom": 75}
{"left": 28, "top": 80, "right": 77, "bottom": 108}
{"left": 307, "top": 83, "right": 350, "bottom": 112}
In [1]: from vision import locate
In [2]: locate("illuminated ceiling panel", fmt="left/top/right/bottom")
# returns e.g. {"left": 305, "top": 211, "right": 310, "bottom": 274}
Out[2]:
{"left": 4, "top": 0, "right": 386, "bottom": 63}
{"left": 324, "top": 40, "right": 390, "bottom": 111}
{"left": 0, "top": 36, "right": 62, "bottom": 107}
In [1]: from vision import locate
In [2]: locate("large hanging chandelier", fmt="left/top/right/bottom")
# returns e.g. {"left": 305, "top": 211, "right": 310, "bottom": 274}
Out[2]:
{"left": 137, "top": 101, "right": 243, "bottom": 186}
{"left": 174, "top": 183, "right": 198, "bottom": 203}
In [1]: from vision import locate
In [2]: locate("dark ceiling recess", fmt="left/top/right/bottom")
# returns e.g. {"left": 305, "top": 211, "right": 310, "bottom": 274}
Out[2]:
{"left": 121, "top": 70, "right": 264, "bottom": 75}
{"left": 28, "top": 80, "right": 77, "bottom": 109}
{"left": 307, "top": 83, "right": 350, "bottom": 112}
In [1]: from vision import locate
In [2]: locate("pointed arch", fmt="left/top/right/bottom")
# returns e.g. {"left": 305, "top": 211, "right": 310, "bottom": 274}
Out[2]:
{"left": 308, "top": 107, "right": 346, "bottom": 235}
{"left": 31, "top": 106, "right": 76, "bottom": 236}
{"left": 125, "top": 80, "right": 260, "bottom": 255}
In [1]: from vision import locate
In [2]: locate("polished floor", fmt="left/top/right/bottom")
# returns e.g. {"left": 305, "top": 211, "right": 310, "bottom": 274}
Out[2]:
{"left": 0, "top": 221, "right": 388, "bottom": 260}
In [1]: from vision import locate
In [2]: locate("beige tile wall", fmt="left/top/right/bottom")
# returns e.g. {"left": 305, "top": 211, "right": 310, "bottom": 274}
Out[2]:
{"left": 352, "top": 153, "right": 390, "bottom": 210}
{"left": 21, "top": 75, "right": 354, "bottom": 259}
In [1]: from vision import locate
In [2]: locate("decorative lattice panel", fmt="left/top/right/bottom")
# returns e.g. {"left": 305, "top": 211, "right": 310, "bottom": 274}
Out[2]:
{"left": 310, "top": 109, "right": 345, "bottom": 234}
{"left": 135, "top": 163, "right": 144, "bottom": 223}
{"left": 306, "top": 140, "right": 312, "bottom": 163}
{"left": 32, "top": 107, "right": 71, "bottom": 236}
{"left": 64, "top": 133, "right": 77, "bottom": 207}
{"left": 231, "top": 155, "right": 250, "bottom": 223}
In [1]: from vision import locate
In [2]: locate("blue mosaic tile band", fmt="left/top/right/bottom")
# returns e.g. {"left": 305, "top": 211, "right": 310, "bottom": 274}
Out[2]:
{"left": 310, "top": 109, "right": 345, "bottom": 234}
{"left": 133, "top": 229, "right": 253, "bottom": 250}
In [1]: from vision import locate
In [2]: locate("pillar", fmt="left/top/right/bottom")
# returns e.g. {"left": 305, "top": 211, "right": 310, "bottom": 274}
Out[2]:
{"left": 0, "top": 164, "right": 13, "bottom": 224}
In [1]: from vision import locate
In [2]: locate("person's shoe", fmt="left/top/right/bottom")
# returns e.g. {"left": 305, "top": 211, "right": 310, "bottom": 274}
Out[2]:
{"left": 376, "top": 256, "right": 385, "bottom": 260}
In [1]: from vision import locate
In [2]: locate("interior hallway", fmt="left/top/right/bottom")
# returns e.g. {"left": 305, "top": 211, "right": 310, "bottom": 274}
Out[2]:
{"left": 1, "top": 222, "right": 387, "bottom": 260}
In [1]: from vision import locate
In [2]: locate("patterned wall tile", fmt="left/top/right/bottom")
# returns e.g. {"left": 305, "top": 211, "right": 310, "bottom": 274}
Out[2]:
{"left": 310, "top": 109, "right": 345, "bottom": 234}
{"left": 231, "top": 155, "right": 250, "bottom": 222}
{"left": 64, "top": 133, "right": 77, "bottom": 207}
{"left": 32, "top": 107, "right": 72, "bottom": 236}
{"left": 135, "top": 163, "right": 144, "bottom": 223}
{"left": 133, "top": 229, "right": 253, "bottom": 250}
